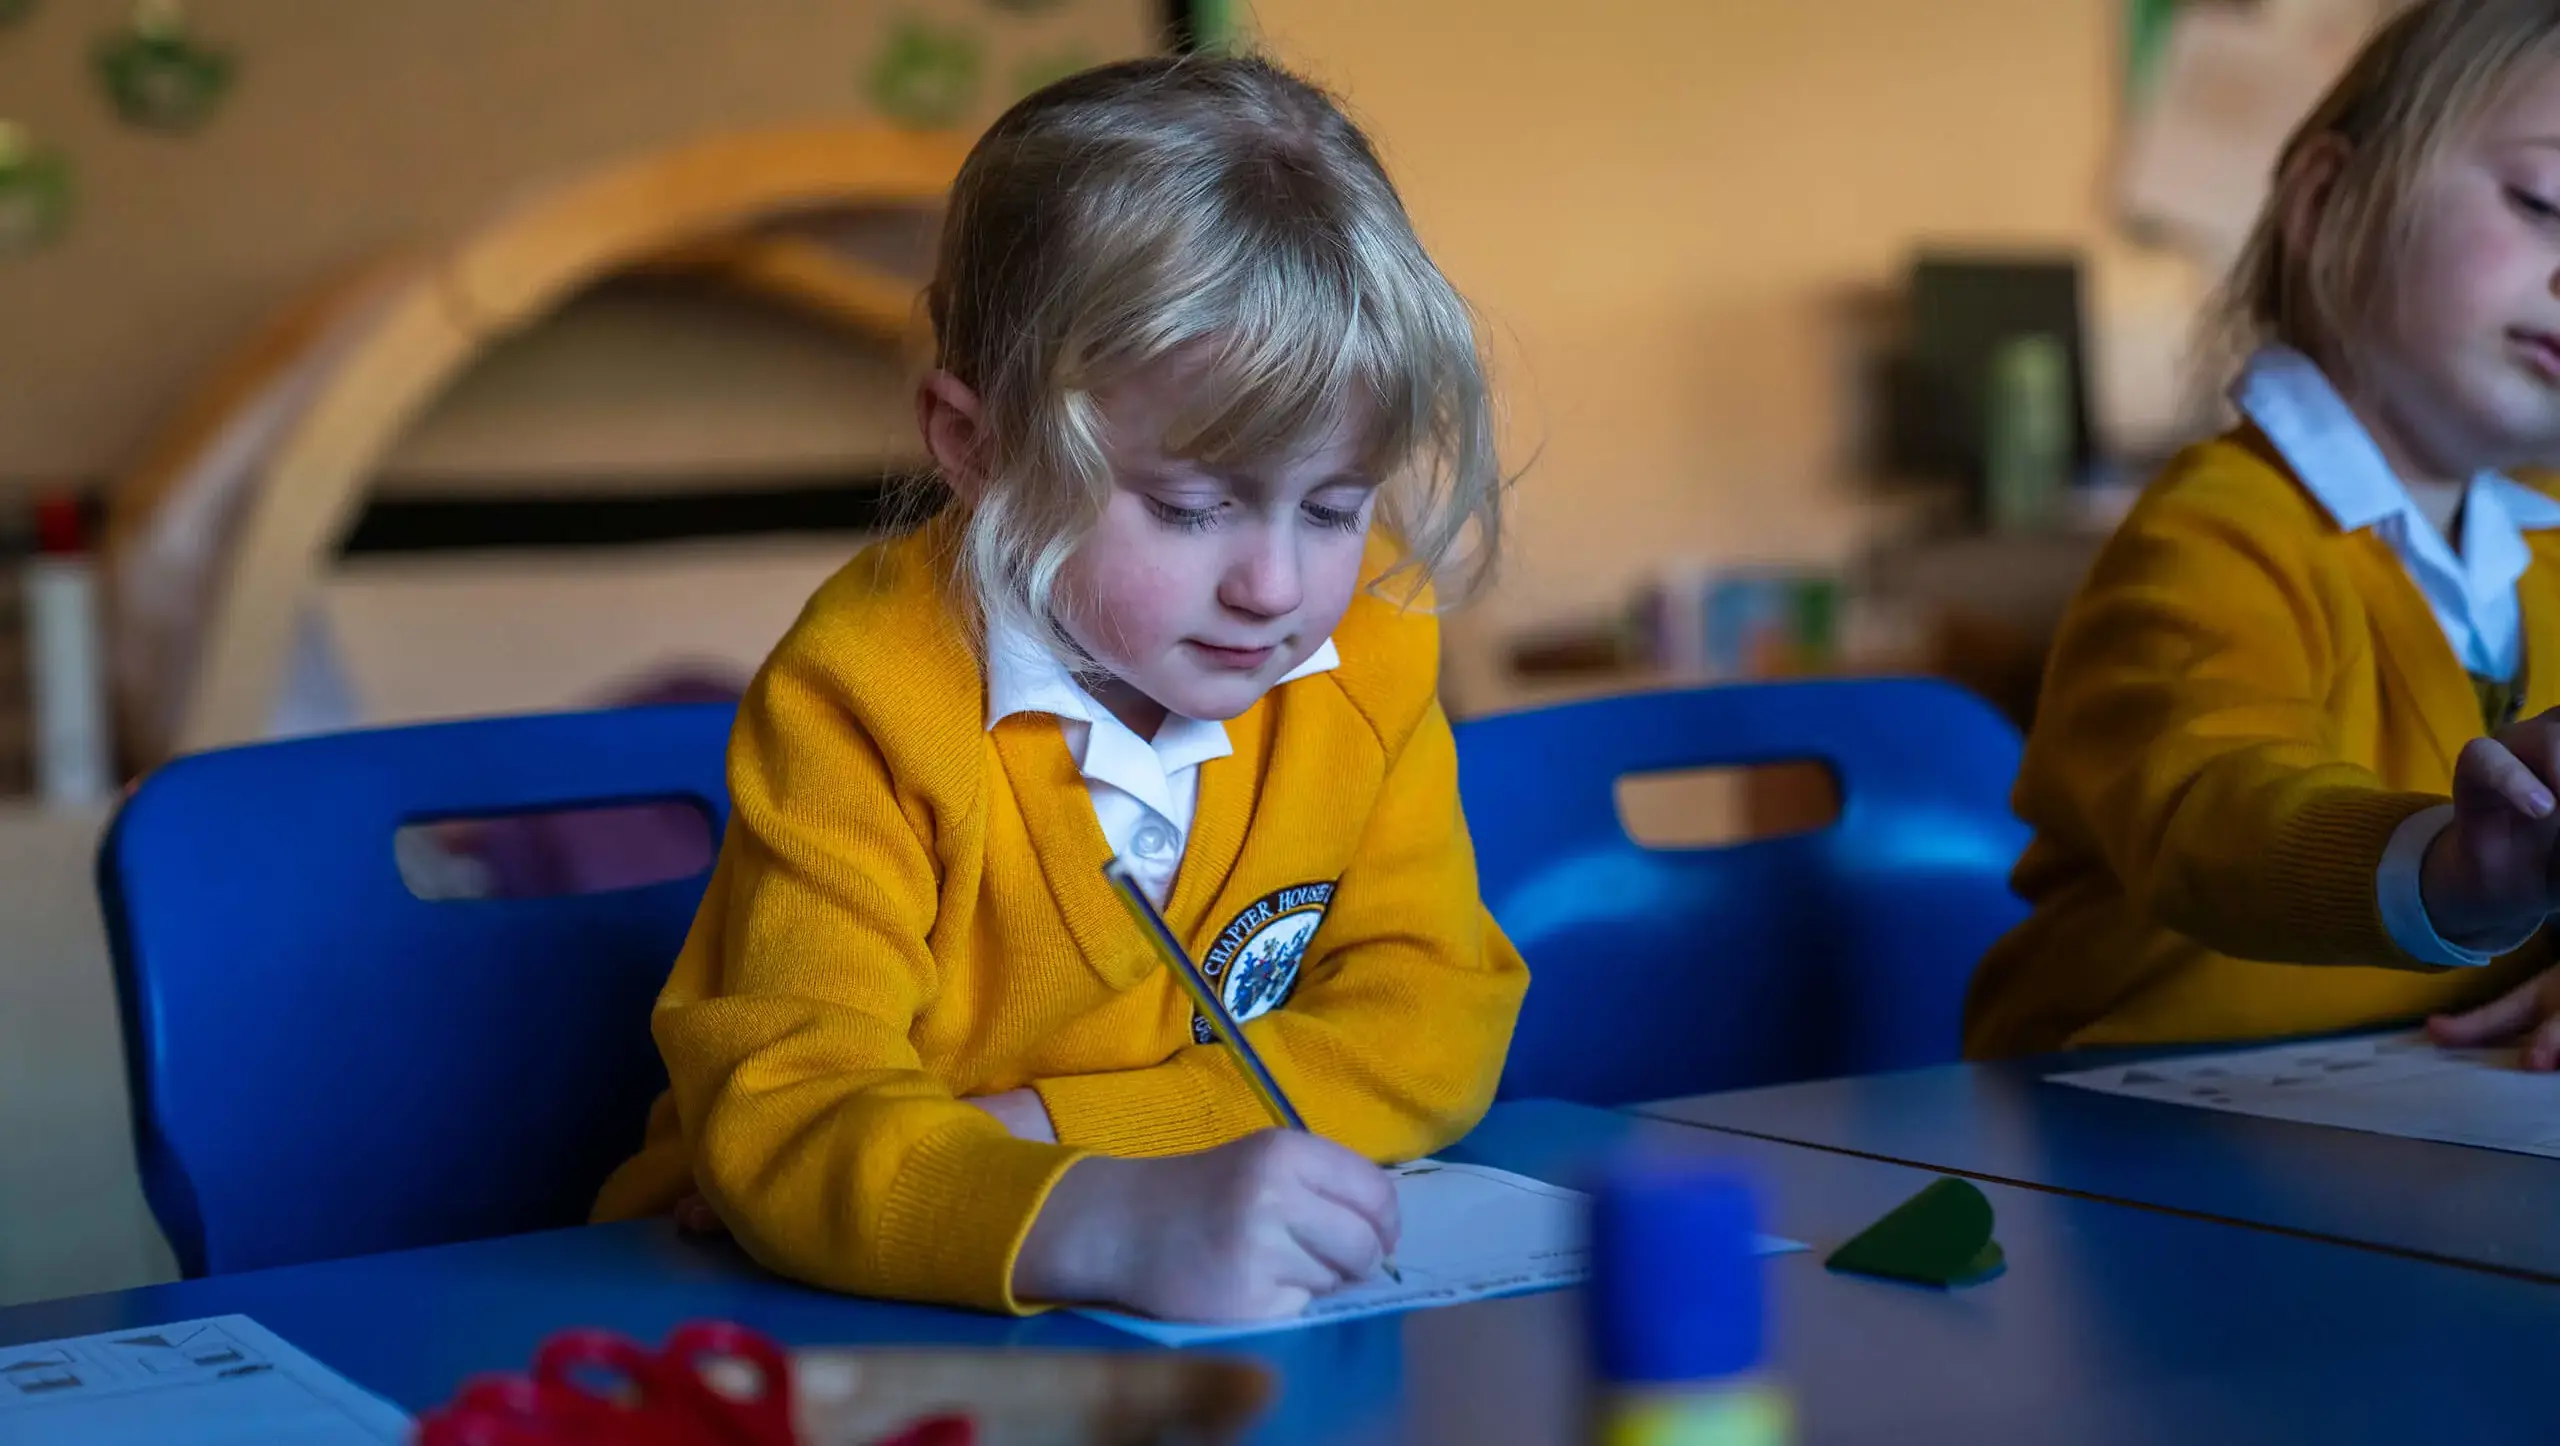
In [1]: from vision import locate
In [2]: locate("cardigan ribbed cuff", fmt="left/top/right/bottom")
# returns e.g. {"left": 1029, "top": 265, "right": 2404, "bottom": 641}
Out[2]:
{"left": 2262, "top": 788, "right": 2446, "bottom": 967}
{"left": 869, "top": 1121, "right": 1085, "bottom": 1314}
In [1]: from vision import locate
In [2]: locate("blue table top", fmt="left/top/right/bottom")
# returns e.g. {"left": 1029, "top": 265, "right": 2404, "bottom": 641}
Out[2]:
{"left": 9, "top": 1099, "right": 2560, "bottom": 1444}
{"left": 1639, "top": 1052, "right": 2560, "bottom": 1282}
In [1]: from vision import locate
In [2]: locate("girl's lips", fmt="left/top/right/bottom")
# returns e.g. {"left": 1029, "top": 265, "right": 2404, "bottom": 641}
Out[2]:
{"left": 1187, "top": 641, "right": 1277, "bottom": 670}
{"left": 2513, "top": 328, "right": 2560, "bottom": 383}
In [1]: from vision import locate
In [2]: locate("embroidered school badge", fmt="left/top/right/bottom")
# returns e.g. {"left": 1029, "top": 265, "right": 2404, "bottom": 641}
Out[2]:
{"left": 1191, "top": 881, "right": 1335, "bottom": 1044}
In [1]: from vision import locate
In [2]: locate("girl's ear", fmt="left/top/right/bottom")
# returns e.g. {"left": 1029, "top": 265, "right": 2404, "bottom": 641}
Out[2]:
{"left": 917, "top": 369, "right": 988, "bottom": 501}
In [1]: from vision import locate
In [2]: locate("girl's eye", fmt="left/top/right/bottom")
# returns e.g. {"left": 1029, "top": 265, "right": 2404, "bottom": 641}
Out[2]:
{"left": 1302, "top": 499, "right": 1369, "bottom": 534}
{"left": 2508, "top": 185, "right": 2560, "bottom": 222}
{"left": 1145, "top": 497, "right": 1225, "bottom": 532}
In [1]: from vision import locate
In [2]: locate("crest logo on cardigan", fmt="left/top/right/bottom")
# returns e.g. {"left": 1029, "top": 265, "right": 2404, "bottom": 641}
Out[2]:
{"left": 1191, "top": 881, "right": 1335, "bottom": 1044}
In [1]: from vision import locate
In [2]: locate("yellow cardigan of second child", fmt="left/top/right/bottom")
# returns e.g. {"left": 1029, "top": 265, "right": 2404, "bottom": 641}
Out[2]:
{"left": 1964, "top": 430, "right": 2556, "bottom": 1058}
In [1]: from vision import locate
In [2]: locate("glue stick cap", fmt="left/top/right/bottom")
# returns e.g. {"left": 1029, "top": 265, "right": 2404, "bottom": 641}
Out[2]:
{"left": 1587, "top": 1158, "right": 1766, "bottom": 1386}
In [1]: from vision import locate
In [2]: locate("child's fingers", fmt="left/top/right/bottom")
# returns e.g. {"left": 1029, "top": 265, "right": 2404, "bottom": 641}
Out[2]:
{"left": 2454, "top": 737, "right": 2555, "bottom": 819}
{"left": 673, "top": 1193, "right": 725, "bottom": 1235}
{"left": 1282, "top": 1196, "right": 1390, "bottom": 1286}
{"left": 2524, "top": 1012, "right": 2560, "bottom": 1072}
{"left": 1252, "top": 1284, "right": 1316, "bottom": 1321}
{"left": 1293, "top": 1145, "right": 1399, "bottom": 1246}
{"left": 2427, "top": 977, "right": 2546, "bottom": 1047}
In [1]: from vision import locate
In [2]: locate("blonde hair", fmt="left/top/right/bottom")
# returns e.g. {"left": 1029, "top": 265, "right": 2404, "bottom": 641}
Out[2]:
{"left": 2213, "top": 0, "right": 2560, "bottom": 382}
{"left": 922, "top": 54, "right": 1503, "bottom": 654}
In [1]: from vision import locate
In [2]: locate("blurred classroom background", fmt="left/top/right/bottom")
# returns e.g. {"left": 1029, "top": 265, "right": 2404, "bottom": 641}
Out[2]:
{"left": 0, "top": 0, "right": 2389, "bottom": 1307}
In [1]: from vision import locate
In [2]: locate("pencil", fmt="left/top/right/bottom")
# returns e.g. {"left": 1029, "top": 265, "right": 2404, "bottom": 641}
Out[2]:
{"left": 1101, "top": 857, "right": 1401, "bottom": 1285}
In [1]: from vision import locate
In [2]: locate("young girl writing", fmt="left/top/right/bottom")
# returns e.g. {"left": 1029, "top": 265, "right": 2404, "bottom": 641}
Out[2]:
{"left": 591, "top": 55, "right": 1528, "bottom": 1322}
{"left": 1966, "top": 0, "right": 2560, "bottom": 1063}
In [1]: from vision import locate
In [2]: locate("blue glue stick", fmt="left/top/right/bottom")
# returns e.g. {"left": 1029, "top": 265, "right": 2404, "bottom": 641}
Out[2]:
{"left": 1587, "top": 1160, "right": 1792, "bottom": 1446}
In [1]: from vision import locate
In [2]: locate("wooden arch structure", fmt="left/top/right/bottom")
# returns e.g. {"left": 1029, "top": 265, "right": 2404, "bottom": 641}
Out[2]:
{"left": 104, "top": 125, "right": 970, "bottom": 764}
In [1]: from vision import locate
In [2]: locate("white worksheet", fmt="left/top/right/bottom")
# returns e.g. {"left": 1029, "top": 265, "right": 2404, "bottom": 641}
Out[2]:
{"left": 2048, "top": 1030, "right": 2560, "bottom": 1156}
{"left": 1082, "top": 1159, "right": 1805, "bottom": 1347}
{"left": 0, "top": 1314, "right": 409, "bottom": 1446}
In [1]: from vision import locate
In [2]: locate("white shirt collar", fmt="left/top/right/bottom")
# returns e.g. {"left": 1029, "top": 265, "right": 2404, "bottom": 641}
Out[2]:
{"left": 2234, "top": 346, "right": 2560, "bottom": 678}
{"left": 2234, "top": 348, "right": 2560, "bottom": 534}
{"left": 985, "top": 620, "right": 1341, "bottom": 730}
{"left": 984, "top": 616, "right": 1340, "bottom": 817}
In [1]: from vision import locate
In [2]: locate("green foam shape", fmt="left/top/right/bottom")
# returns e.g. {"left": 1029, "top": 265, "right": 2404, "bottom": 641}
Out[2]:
{"left": 1824, "top": 1177, "right": 2004, "bottom": 1288}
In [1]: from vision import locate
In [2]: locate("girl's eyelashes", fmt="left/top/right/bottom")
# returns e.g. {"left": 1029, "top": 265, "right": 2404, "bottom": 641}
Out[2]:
{"left": 1144, "top": 495, "right": 1226, "bottom": 532}
{"left": 1139, "top": 481, "right": 1373, "bottom": 534}
{"left": 2507, "top": 184, "right": 2560, "bottom": 223}
{"left": 1302, "top": 499, "right": 1369, "bottom": 533}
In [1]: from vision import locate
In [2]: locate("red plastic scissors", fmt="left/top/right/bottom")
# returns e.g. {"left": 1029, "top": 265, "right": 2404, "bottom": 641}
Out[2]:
{"left": 413, "top": 1320, "right": 970, "bottom": 1446}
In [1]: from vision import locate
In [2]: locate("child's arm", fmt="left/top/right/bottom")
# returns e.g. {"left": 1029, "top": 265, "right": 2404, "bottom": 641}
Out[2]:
{"left": 655, "top": 653, "right": 1402, "bottom": 1322}
{"left": 653, "top": 657, "right": 1081, "bottom": 1313}
{"left": 1031, "top": 697, "right": 1530, "bottom": 1162}
{"left": 2024, "top": 480, "right": 2495, "bottom": 969}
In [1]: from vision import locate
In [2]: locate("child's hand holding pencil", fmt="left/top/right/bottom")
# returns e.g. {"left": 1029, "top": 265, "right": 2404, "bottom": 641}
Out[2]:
{"left": 1000, "top": 858, "right": 1408, "bottom": 1323}
{"left": 1014, "top": 1130, "right": 1401, "bottom": 1323}
{"left": 1099, "top": 858, "right": 1401, "bottom": 1284}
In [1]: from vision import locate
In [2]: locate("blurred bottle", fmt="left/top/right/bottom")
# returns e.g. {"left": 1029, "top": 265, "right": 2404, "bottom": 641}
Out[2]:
{"left": 26, "top": 494, "right": 113, "bottom": 808}
{"left": 1587, "top": 1159, "right": 1792, "bottom": 1446}
{"left": 1646, "top": 559, "right": 1715, "bottom": 679}
{"left": 1984, "top": 331, "right": 2072, "bottom": 534}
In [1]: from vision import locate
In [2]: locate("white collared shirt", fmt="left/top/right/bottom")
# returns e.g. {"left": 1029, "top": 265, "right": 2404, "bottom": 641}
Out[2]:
{"left": 984, "top": 620, "right": 1340, "bottom": 907}
{"left": 2235, "top": 348, "right": 2560, "bottom": 966}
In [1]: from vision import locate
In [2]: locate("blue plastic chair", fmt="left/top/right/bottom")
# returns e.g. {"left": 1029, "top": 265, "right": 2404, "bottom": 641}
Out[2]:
{"left": 100, "top": 703, "right": 736, "bottom": 1277}
{"left": 1456, "top": 677, "right": 2029, "bottom": 1107}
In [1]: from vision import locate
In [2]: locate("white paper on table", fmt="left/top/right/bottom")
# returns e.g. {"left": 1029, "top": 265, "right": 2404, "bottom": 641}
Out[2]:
{"left": 1080, "top": 1160, "right": 1806, "bottom": 1347}
{"left": 2047, "top": 1030, "right": 2560, "bottom": 1157}
{"left": 0, "top": 1314, "right": 409, "bottom": 1446}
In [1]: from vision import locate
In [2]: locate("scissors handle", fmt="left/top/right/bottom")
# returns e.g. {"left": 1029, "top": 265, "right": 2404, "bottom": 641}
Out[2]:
{"left": 418, "top": 1324, "right": 989, "bottom": 1446}
{"left": 530, "top": 1328, "right": 659, "bottom": 1387}
{"left": 417, "top": 1323, "right": 798, "bottom": 1446}
{"left": 416, "top": 1374, "right": 615, "bottom": 1446}
{"left": 657, "top": 1320, "right": 797, "bottom": 1446}
{"left": 413, "top": 1381, "right": 532, "bottom": 1446}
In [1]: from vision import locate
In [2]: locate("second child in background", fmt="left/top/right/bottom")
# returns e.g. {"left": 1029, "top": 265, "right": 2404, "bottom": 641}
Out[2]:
{"left": 1968, "top": 0, "right": 2560, "bottom": 1063}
